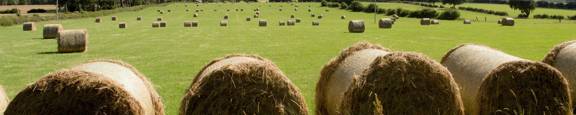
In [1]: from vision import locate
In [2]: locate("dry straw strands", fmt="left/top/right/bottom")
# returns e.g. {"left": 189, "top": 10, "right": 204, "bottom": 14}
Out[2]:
{"left": 543, "top": 40, "right": 576, "bottom": 109}
{"left": 341, "top": 52, "right": 464, "bottom": 115}
{"left": 441, "top": 44, "right": 523, "bottom": 114}
{"left": 23, "top": 22, "right": 35, "bottom": 31}
{"left": 180, "top": 55, "right": 308, "bottom": 115}
{"left": 5, "top": 60, "right": 164, "bottom": 115}
{"left": 348, "top": 20, "right": 365, "bottom": 33}
{"left": 0, "top": 86, "right": 8, "bottom": 115}
{"left": 43, "top": 24, "right": 63, "bottom": 39}
{"left": 316, "top": 42, "right": 391, "bottom": 115}
{"left": 57, "top": 29, "right": 88, "bottom": 53}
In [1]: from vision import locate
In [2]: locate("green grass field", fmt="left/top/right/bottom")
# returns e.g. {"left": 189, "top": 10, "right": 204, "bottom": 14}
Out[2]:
{"left": 0, "top": 2, "right": 575, "bottom": 114}
{"left": 460, "top": 3, "right": 576, "bottom": 16}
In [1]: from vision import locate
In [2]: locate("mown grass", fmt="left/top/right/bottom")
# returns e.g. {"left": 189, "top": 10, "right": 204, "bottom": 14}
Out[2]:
{"left": 0, "top": 2, "right": 575, "bottom": 114}
{"left": 460, "top": 3, "right": 576, "bottom": 16}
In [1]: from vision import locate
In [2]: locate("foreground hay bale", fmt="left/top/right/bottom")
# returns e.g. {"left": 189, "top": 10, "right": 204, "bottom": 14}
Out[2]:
{"left": 159, "top": 21, "right": 167, "bottom": 27}
{"left": 464, "top": 19, "right": 471, "bottom": 24}
{"left": 119, "top": 22, "right": 127, "bottom": 29}
{"left": 95, "top": 17, "right": 101, "bottom": 23}
{"left": 378, "top": 18, "right": 393, "bottom": 29}
{"left": 543, "top": 40, "right": 576, "bottom": 109}
{"left": 5, "top": 60, "right": 165, "bottom": 115}
{"left": 43, "top": 24, "right": 63, "bottom": 39}
{"left": 476, "top": 61, "right": 570, "bottom": 115}
{"left": 152, "top": 22, "right": 160, "bottom": 28}
{"left": 420, "top": 18, "right": 431, "bottom": 25}
{"left": 431, "top": 19, "right": 440, "bottom": 24}
{"left": 501, "top": 17, "right": 514, "bottom": 26}
{"left": 441, "top": 44, "right": 524, "bottom": 114}
{"left": 341, "top": 52, "right": 465, "bottom": 115}
{"left": 259, "top": 19, "right": 267, "bottom": 27}
{"left": 316, "top": 42, "right": 390, "bottom": 115}
{"left": 312, "top": 21, "right": 320, "bottom": 26}
{"left": 23, "top": 22, "right": 35, "bottom": 31}
{"left": 180, "top": 55, "right": 308, "bottom": 115}
{"left": 220, "top": 20, "right": 228, "bottom": 27}
{"left": 57, "top": 29, "right": 88, "bottom": 53}
{"left": 287, "top": 19, "right": 296, "bottom": 26}
{"left": 348, "top": 20, "right": 365, "bottom": 33}
{"left": 111, "top": 16, "right": 117, "bottom": 21}
{"left": 0, "top": 86, "right": 8, "bottom": 115}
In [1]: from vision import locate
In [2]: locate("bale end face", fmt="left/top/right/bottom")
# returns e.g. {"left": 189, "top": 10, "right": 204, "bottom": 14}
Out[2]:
{"left": 43, "top": 24, "right": 63, "bottom": 39}
{"left": 348, "top": 20, "right": 365, "bottom": 33}
{"left": 477, "top": 61, "right": 571, "bottom": 115}
{"left": 57, "top": 29, "right": 88, "bottom": 53}
{"left": 23, "top": 22, "right": 36, "bottom": 31}
{"left": 341, "top": 52, "right": 464, "bottom": 115}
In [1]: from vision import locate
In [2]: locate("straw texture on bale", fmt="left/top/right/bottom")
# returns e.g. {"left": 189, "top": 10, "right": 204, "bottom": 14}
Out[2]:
{"left": 312, "top": 21, "right": 320, "bottom": 26}
{"left": 112, "top": 16, "right": 117, "bottom": 21}
{"left": 152, "top": 22, "right": 160, "bottom": 28}
{"left": 476, "top": 61, "right": 571, "bottom": 115}
{"left": 43, "top": 24, "right": 63, "bottom": 39}
{"left": 180, "top": 55, "right": 308, "bottom": 115}
{"left": 220, "top": 20, "right": 228, "bottom": 27}
{"left": 378, "top": 18, "right": 393, "bottom": 29}
{"left": 316, "top": 42, "right": 391, "bottom": 115}
{"left": 464, "top": 19, "right": 471, "bottom": 24}
{"left": 5, "top": 60, "right": 164, "bottom": 115}
{"left": 119, "top": 22, "right": 127, "bottom": 29}
{"left": 287, "top": 20, "right": 296, "bottom": 26}
{"left": 95, "top": 17, "right": 101, "bottom": 23}
{"left": 159, "top": 21, "right": 167, "bottom": 27}
{"left": 421, "top": 18, "right": 431, "bottom": 25}
{"left": 0, "top": 86, "right": 8, "bottom": 115}
{"left": 348, "top": 20, "right": 365, "bottom": 33}
{"left": 23, "top": 22, "right": 35, "bottom": 31}
{"left": 259, "top": 19, "right": 267, "bottom": 27}
{"left": 440, "top": 44, "right": 523, "bottom": 114}
{"left": 341, "top": 52, "right": 465, "bottom": 115}
{"left": 543, "top": 40, "right": 576, "bottom": 109}
{"left": 501, "top": 18, "right": 514, "bottom": 26}
{"left": 57, "top": 29, "right": 88, "bottom": 53}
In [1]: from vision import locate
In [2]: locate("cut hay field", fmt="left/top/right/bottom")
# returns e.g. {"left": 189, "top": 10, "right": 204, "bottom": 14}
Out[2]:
{"left": 0, "top": 2, "right": 575, "bottom": 114}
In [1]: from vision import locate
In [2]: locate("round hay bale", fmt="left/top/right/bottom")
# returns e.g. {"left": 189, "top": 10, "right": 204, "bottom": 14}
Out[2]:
{"left": 111, "top": 16, "right": 117, "bottom": 21}
{"left": 95, "top": 17, "right": 101, "bottom": 23}
{"left": 255, "top": 11, "right": 260, "bottom": 15}
{"left": 279, "top": 8, "right": 283, "bottom": 11}
{"left": 318, "top": 15, "right": 323, "bottom": 19}
{"left": 312, "top": 21, "right": 320, "bottom": 26}
{"left": 23, "top": 22, "right": 36, "bottom": 31}
{"left": 420, "top": 18, "right": 431, "bottom": 25}
{"left": 542, "top": 40, "right": 576, "bottom": 109}
{"left": 193, "top": 13, "right": 198, "bottom": 17}
{"left": 294, "top": 8, "right": 298, "bottom": 11}
{"left": 501, "top": 17, "right": 514, "bottom": 26}
{"left": 348, "top": 20, "right": 365, "bottom": 33}
{"left": 308, "top": 9, "right": 312, "bottom": 12}
{"left": 186, "top": 9, "right": 189, "bottom": 12}
{"left": 296, "top": 18, "right": 301, "bottom": 23}
{"left": 279, "top": 21, "right": 286, "bottom": 26}
{"left": 378, "top": 18, "right": 393, "bottom": 29}
{"left": 0, "top": 86, "right": 9, "bottom": 115}
{"left": 259, "top": 19, "right": 267, "bottom": 27}
{"left": 391, "top": 14, "right": 399, "bottom": 20}
{"left": 43, "top": 24, "right": 63, "bottom": 39}
{"left": 57, "top": 29, "right": 88, "bottom": 53}
{"left": 119, "top": 22, "right": 127, "bottom": 29}
{"left": 311, "top": 14, "right": 315, "bottom": 17}
{"left": 137, "top": 16, "right": 142, "bottom": 21}
{"left": 341, "top": 15, "right": 346, "bottom": 20}
{"left": 253, "top": 14, "right": 259, "bottom": 18}
{"left": 180, "top": 55, "right": 308, "bottom": 115}
{"left": 184, "top": 21, "right": 193, "bottom": 27}
{"left": 497, "top": 19, "right": 502, "bottom": 24}
{"left": 152, "top": 22, "right": 160, "bottom": 28}
{"left": 464, "top": 19, "right": 472, "bottom": 24}
{"left": 476, "top": 61, "right": 570, "bottom": 115}
{"left": 167, "top": 10, "right": 171, "bottom": 12}
{"left": 290, "top": 15, "right": 295, "bottom": 18}
{"left": 316, "top": 42, "right": 390, "bottom": 115}
{"left": 5, "top": 60, "right": 165, "bottom": 115}
{"left": 287, "top": 19, "right": 296, "bottom": 26}
{"left": 340, "top": 52, "right": 465, "bottom": 115}
{"left": 246, "top": 17, "right": 251, "bottom": 21}
{"left": 159, "top": 21, "right": 167, "bottom": 28}
{"left": 325, "top": 9, "right": 329, "bottom": 12}
{"left": 191, "top": 21, "right": 198, "bottom": 27}
{"left": 440, "top": 44, "right": 523, "bottom": 114}
{"left": 156, "top": 17, "right": 162, "bottom": 21}
{"left": 431, "top": 19, "right": 440, "bottom": 24}
{"left": 220, "top": 20, "right": 228, "bottom": 27}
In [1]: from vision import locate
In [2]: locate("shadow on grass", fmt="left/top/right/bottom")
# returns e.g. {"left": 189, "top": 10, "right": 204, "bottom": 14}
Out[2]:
{"left": 37, "top": 51, "right": 61, "bottom": 54}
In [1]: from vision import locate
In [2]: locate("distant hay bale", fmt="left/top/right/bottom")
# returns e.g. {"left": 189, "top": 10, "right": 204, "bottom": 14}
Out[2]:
{"left": 157, "top": 17, "right": 162, "bottom": 21}
{"left": 341, "top": 52, "right": 465, "bottom": 115}
{"left": 348, "top": 20, "right": 365, "bottom": 33}
{"left": 476, "top": 61, "right": 570, "bottom": 115}
{"left": 223, "top": 15, "right": 229, "bottom": 20}
{"left": 193, "top": 13, "right": 198, "bottom": 17}
{"left": 308, "top": 9, "right": 312, "bottom": 12}
{"left": 311, "top": 14, "right": 315, "bottom": 17}
{"left": 43, "top": 24, "right": 63, "bottom": 39}
{"left": 95, "top": 17, "right": 101, "bottom": 23}
{"left": 0, "top": 86, "right": 8, "bottom": 115}
{"left": 316, "top": 42, "right": 391, "bottom": 115}
{"left": 167, "top": 10, "right": 171, "bottom": 12}
{"left": 501, "top": 17, "right": 514, "bottom": 26}
{"left": 119, "top": 22, "right": 127, "bottom": 29}
{"left": 159, "top": 21, "right": 167, "bottom": 27}
{"left": 179, "top": 55, "right": 308, "bottom": 115}
{"left": 341, "top": 15, "right": 346, "bottom": 20}
{"left": 111, "top": 16, "right": 117, "bottom": 21}
{"left": 5, "top": 60, "right": 165, "bottom": 115}
{"left": 253, "top": 14, "right": 259, "bottom": 18}
{"left": 543, "top": 40, "right": 576, "bottom": 108}
{"left": 246, "top": 17, "right": 251, "bottom": 21}
{"left": 279, "top": 21, "right": 286, "bottom": 26}
{"left": 259, "top": 19, "right": 267, "bottom": 27}
{"left": 184, "top": 21, "right": 193, "bottom": 27}
{"left": 431, "top": 19, "right": 440, "bottom": 24}
{"left": 220, "top": 20, "right": 228, "bottom": 27}
{"left": 464, "top": 19, "right": 471, "bottom": 24}
{"left": 312, "top": 21, "right": 320, "bottom": 26}
{"left": 255, "top": 11, "right": 260, "bottom": 15}
{"left": 137, "top": 16, "right": 142, "bottom": 21}
{"left": 23, "top": 22, "right": 35, "bottom": 31}
{"left": 441, "top": 44, "right": 523, "bottom": 114}
{"left": 290, "top": 15, "right": 295, "bottom": 18}
{"left": 391, "top": 14, "right": 399, "bottom": 20}
{"left": 420, "top": 18, "right": 431, "bottom": 25}
{"left": 57, "top": 29, "right": 88, "bottom": 53}
{"left": 287, "top": 19, "right": 296, "bottom": 26}
{"left": 318, "top": 15, "right": 323, "bottom": 19}
{"left": 378, "top": 18, "right": 393, "bottom": 29}
{"left": 152, "top": 22, "right": 160, "bottom": 28}
{"left": 296, "top": 18, "right": 301, "bottom": 23}
{"left": 294, "top": 8, "right": 298, "bottom": 11}
{"left": 279, "top": 8, "right": 283, "bottom": 11}
{"left": 325, "top": 9, "right": 329, "bottom": 12}
{"left": 191, "top": 21, "right": 198, "bottom": 27}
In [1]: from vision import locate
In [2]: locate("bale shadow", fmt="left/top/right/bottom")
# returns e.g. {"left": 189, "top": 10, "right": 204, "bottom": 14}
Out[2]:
{"left": 37, "top": 51, "right": 61, "bottom": 54}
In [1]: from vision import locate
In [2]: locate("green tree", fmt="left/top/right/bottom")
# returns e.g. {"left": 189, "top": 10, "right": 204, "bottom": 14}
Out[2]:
{"left": 427, "top": 0, "right": 439, "bottom": 5}
{"left": 442, "top": 0, "right": 464, "bottom": 8}
{"left": 508, "top": 0, "right": 535, "bottom": 17}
